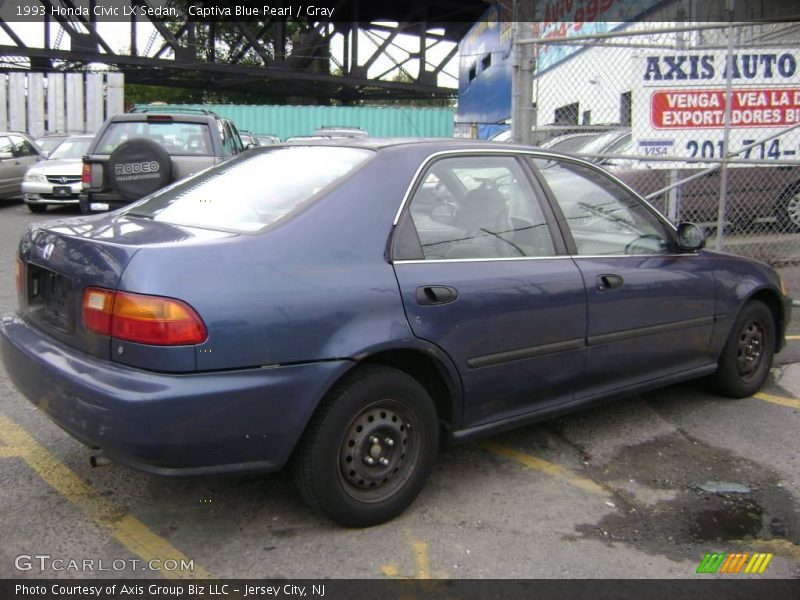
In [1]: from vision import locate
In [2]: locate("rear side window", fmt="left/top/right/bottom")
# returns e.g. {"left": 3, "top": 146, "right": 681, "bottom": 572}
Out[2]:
{"left": 124, "top": 146, "right": 372, "bottom": 233}
{"left": 95, "top": 121, "right": 213, "bottom": 156}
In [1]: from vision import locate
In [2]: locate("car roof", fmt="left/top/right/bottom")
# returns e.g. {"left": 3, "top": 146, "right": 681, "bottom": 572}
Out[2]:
{"left": 275, "top": 137, "right": 558, "bottom": 152}
{"left": 107, "top": 113, "right": 218, "bottom": 123}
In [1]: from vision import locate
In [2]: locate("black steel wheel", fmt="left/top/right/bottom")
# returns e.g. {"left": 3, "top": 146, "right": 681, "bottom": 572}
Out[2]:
{"left": 293, "top": 365, "right": 439, "bottom": 527}
{"left": 710, "top": 300, "right": 775, "bottom": 398}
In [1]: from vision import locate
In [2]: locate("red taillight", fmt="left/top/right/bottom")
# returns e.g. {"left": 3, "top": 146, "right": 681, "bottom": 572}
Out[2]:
{"left": 82, "top": 288, "right": 114, "bottom": 336}
{"left": 81, "top": 163, "right": 91, "bottom": 187}
{"left": 15, "top": 258, "right": 23, "bottom": 296}
{"left": 82, "top": 288, "right": 207, "bottom": 346}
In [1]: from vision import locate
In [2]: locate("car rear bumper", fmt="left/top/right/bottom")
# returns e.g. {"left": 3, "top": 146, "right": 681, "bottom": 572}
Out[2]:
{"left": 0, "top": 314, "right": 352, "bottom": 476}
{"left": 79, "top": 192, "right": 127, "bottom": 213}
{"left": 22, "top": 181, "right": 81, "bottom": 204}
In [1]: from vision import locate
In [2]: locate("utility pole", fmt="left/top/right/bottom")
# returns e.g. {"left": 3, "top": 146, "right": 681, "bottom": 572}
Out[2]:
{"left": 511, "top": 0, "right": 536, "bottom": 145}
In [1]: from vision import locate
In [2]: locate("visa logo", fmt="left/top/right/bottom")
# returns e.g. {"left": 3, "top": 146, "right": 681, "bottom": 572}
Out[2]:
{"left": 639, "top": 140, "right": 673, "bottom": 157}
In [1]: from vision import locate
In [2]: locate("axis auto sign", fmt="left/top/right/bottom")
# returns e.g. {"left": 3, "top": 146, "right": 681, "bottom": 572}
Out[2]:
{"left": 632, "top": 49, "right": 800, "bottom": 165}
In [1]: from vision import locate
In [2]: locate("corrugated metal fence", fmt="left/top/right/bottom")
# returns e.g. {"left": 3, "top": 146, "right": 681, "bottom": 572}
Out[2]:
{"left": 1, "top": 72, "right": 124, "bottom": 137}
{"left": 137, "top": 104, "right": 455, "bottom": 139}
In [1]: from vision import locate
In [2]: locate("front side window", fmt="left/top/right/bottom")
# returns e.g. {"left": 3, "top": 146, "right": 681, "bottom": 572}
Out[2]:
{"left": 124, "top": 146, "right": 372, "bottom": 233}
{"left": 534, "top": 158, "right": 671, "bottom": 256}
{"left": 9, "top": 135, "right": 37, "bottom": 157}
{"left": 405, "top": 156, "right": 556, "bottom": 260}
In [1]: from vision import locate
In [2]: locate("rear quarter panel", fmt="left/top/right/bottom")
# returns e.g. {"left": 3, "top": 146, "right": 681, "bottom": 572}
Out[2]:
{"left": 117, "top": 147, "right": 429, "bottom": 371}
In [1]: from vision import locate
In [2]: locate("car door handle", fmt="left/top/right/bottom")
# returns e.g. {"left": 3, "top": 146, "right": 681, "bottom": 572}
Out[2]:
{"left": 416, "top": 286, "right": 458, "bottom": 305}
{"left": 597, "top": 274, "right": 624, "bottom": 291}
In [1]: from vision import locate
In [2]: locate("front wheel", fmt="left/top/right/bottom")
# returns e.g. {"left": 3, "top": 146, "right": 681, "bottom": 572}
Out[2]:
{"left": 710, "top": 300, "right": 775, "bottom": 398}
{"left": 26, "top": 203, "right": 47, "bottom": 213}
{"left": 293, "top": 365, "right": 439, "bottom": 527}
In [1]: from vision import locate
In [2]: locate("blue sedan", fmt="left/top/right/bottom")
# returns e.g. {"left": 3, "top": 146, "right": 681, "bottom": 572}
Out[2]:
{"left": 0, "top": 139, "right": 790, "bottom": 527}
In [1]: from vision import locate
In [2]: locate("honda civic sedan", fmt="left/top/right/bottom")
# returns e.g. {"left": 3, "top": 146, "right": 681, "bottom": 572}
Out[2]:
{"left": 0, "top": 140, "right": 790, "bottom": 527}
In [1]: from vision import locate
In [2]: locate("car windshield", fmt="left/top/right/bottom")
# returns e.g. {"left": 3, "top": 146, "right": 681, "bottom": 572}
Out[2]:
{"left": 48, "top": 137, "right": 92, "bottom": 160}
{"left": 95, "top": 121, "right": 213, "bottom": 156}
{"left": 125, "top": 146, "right": 373, "bottom": 233}
{"left": 36, "top": 137, "right": 66, "bottom": 153}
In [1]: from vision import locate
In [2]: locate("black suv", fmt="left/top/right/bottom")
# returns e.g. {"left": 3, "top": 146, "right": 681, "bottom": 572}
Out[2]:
{"left": 80, "top": 108, "right": 244, "bottom": 213}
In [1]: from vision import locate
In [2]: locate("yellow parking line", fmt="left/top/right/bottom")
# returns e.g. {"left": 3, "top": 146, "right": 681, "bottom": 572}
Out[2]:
{"left": 480, "top": 441, "right": 607, "bottom": 495}
{"left": 742, "top": 539, "right": 800, "bottom": 563}
{"left": 784, "top": 335, "right": 800, "bottom": 340}
{"left": 381, "top": 538, "right": 446, "bottom": 579}
{"left": 754, "top": 392, "right": 800, "bottom": 410}
{"left": 413, "top": 541, "right": 431, "bottom": 580}
{"left": 0, "top": 413, "right": 211, "bottom": 579}
{"left": 0, "top": 446, "right": 27, "bottom": 458}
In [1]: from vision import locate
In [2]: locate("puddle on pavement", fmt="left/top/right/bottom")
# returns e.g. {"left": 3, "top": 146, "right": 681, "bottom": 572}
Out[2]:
{"left": 574, "top": 433, "right": 799, "bottom": 561}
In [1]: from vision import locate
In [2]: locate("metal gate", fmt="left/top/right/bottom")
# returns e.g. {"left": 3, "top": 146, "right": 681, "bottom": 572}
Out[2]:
{"left": 520, "top": 21, "right": 800, "bottom": 293}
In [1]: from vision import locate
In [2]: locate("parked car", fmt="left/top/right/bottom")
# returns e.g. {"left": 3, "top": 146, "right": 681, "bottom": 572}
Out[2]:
{"left": 34, "top": 133, "right": 71, "bottom": 157}
{"left": 0, "top": 140, "right": 789, "bottom": 528}
{"left": 548, "top": 129, "right": 800, "bottom": 230}
{"left": 490, "top": 124, "right": 621, "bottom": 145}
{"left": 0, "top": 132, "right": 43, "bottom": 198}
{"left": 239, "top": 130, "right": 259, "bottom": 149}
{"left": 22, "top": 134, "right": 94, "bottom": 213}
{"left": 79, "top": 108, "right": 244, "bottom": 213}
{"left": 312, "top": 125, "right": 368, "bottom": 138}
{"left": 255, "top": 134, "right": 281, "bottom": 145}
{"left": 541, "top": 129, "right": 629, "bottom": 154}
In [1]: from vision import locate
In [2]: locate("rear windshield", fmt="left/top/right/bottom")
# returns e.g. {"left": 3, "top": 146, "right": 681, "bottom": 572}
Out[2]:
{"left": 124, "top": 146, "right": 373, "bottom": 233}
{"left": 95, "top": 121, "right": 213, "bottom": 156}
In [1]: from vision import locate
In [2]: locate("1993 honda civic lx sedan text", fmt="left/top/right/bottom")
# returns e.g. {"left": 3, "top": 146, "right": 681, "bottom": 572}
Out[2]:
{"left": 0, "top": 140, "right": 791, "bottom": 527}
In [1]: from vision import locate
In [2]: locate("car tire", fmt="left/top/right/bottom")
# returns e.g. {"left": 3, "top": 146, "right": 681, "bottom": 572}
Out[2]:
{"left": 293, "top": 365, "right": 439, "bottom": 527}
{"left": 775, "top": 182, "right": 800, "bottom": 233}
{"left": 26, "top": 204, "right": 47, "bottom": 213}
{"left": 107, "top": 137, "right": 172, "bottom": 201}
{"left": 710, "top": 300, "right": 775, "bottom": 398}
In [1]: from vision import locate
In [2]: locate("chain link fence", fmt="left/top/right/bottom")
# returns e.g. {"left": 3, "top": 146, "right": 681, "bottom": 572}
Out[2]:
{"left": 525, "top": 21, "right": 800, "bottom": 294}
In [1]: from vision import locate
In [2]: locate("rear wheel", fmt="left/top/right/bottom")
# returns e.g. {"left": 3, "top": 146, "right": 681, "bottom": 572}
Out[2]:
{"left": 710, "top": 300, "right": 775, "bottom": 398}
{"left": 293, "top": 365, "right": 439, "bottom": 527}
{"left": 775, "top": 183, "right": 800, "bottom": 233}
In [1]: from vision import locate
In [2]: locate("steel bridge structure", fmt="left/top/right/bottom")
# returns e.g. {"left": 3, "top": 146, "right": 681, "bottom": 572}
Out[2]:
{"left": 0, "top": 0, "right": 487, "bottom": 102}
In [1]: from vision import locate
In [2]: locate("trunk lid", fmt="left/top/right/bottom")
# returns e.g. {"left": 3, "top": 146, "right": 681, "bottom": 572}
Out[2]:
{"left": 18, "top": 213, "right": 234, "bottom": 360}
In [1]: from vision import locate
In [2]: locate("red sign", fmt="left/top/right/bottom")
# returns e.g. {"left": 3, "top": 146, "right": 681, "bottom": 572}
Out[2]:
{"left": 651, "top": 88, "right": 800, "bottom": 129}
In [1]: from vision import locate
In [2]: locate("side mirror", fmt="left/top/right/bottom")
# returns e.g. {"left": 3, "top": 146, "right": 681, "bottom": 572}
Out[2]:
{"left": 41, "top": 150, "right": 50, "bottom": 158}
{"left": 676, "top": 222, "right": 705, "bottom": 251}
{"left": 0, "top": 151, "right": 13, "bottom": 160}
